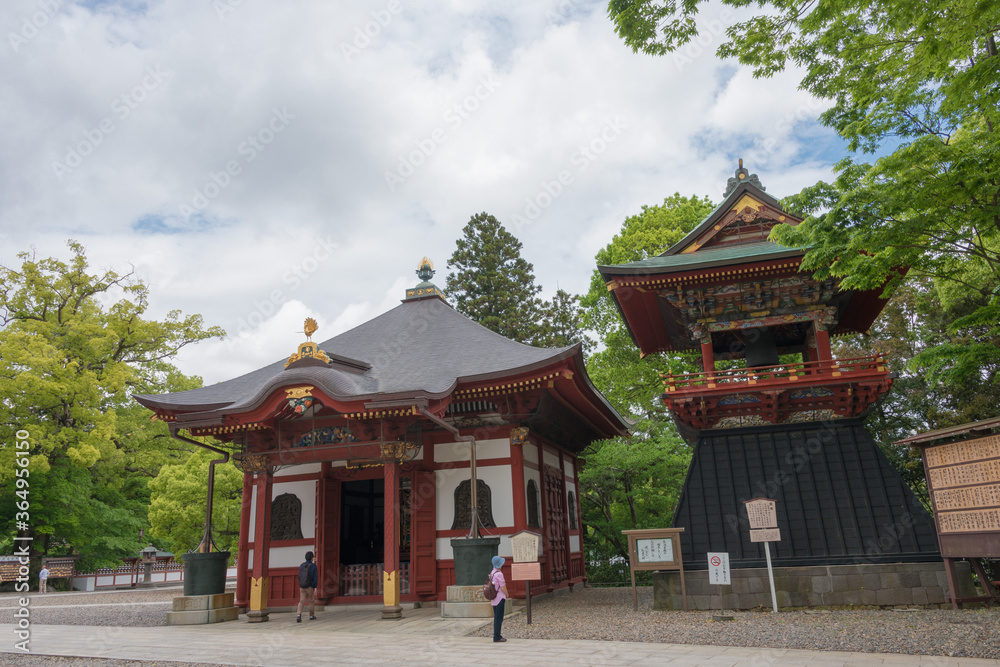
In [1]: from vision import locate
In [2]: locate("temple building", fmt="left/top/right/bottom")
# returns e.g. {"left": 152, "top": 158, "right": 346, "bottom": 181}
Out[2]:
{"left": 135, "top": 259, "right": 628, "bottom": 619}
{"left": 598, "top": 163, "right": 948, "bottom": 608}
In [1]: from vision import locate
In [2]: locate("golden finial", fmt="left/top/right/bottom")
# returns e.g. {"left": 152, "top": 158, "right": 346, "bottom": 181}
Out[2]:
{"left": 303, "top": 317, "right": 318, "bottom": 340}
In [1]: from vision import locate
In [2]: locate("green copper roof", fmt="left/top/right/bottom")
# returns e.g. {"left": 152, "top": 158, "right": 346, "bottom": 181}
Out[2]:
{"left": 599, "top": 241, "right": 804, "bottom": 276}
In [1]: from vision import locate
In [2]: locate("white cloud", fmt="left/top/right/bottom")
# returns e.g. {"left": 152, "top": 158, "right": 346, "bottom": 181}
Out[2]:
{"left": 0, "top": 0, "right": 843, "bottom": 385}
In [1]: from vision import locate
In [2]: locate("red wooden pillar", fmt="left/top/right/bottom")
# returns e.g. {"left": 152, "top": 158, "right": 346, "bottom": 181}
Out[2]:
{"left": 235, "top": 472, "right": 253, "bottom": 608}
{"left": 510, "top": 433, "right": 527, "bottom": 531}
{"left": 700, "top": 340, "right": 715, "bottom": 373}
{"left": 248, "top": 471, "right": 272, "bottom": 622}
{"left": 815, "top": 328, "right": 833, "bottom": 363}
{"left": 382, "top": 459, "right": 402, "bottom": 619}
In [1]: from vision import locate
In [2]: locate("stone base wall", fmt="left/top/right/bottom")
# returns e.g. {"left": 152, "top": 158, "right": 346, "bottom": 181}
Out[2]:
{"left": 653, "top": 561, "right": 976, "bottom": 611}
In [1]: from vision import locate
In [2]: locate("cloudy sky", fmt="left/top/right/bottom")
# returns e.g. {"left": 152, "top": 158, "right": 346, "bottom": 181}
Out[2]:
{"left": 1, "top": 0, "right": 845, "bottom": 386}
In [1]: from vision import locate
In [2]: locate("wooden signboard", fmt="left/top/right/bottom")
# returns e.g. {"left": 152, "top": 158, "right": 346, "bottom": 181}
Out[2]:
{"left": 744, "top": 498, "right": 778, "bottom": 529}
{"left": 509, "top": 530, "right": 541, "bottom": 563}
{"left": 511, "top": 562, "right": 541, "bottom": 581}
{"left": 508, "top": 530, "right": 541, "bottom": 624}
{"left": 749, "top": 528, "right": 781, "bottom": 543}
{"left": 622, "top": 528, "right": 686, "bottom": 611}
{"left": 901, "top": 422, "right": 1000, "bottom": 609}
{"left": 743, "top": 498, "right": 780, "bottom": 613}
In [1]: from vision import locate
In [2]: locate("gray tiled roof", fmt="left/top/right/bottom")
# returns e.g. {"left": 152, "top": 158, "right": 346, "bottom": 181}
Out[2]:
{"left": 134, "top": 296, "right": 577, "bottom": 413}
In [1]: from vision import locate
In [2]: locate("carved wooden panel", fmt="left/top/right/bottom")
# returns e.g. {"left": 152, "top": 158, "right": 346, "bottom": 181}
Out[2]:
{"left": 270, "top": 493, "right": 303, "bottom": 541}
{"left": 543, "top": 465, "right": 568, "bottom": 583}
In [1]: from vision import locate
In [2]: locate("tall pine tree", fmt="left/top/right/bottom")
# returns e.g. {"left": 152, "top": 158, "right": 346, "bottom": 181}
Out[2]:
{"left": 446, "top": 212, "right": 546, "bottom": 344}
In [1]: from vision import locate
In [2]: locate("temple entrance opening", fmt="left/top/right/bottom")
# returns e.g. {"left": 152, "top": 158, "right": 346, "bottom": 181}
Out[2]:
{"left": 338, "top": 477, "right": 411, "bottom": 597}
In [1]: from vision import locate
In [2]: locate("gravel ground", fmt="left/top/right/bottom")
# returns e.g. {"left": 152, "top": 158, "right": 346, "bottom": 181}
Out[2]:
{"left": 2, "top": 585, "right": 998, "bottom": 665}
{"left": 473, "top": 586, "right": 1000, "bottom": 660}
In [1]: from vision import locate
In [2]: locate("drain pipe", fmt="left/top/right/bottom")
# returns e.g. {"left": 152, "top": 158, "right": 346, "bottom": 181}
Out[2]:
{"left": 170, "top": 425, "right": 230, "bottom": 553}
{"left": 419, "top": 407, "right": 480, "bottom": 539}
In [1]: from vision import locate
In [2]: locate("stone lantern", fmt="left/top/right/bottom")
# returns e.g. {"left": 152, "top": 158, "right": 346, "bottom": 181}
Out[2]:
{"left": 139, "top": 544, "right": 158, "bottom": 588}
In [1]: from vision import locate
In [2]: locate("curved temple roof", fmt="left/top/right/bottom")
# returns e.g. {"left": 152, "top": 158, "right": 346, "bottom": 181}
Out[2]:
{"left": 134, "top": 296, "right": 627, "bottom": 435}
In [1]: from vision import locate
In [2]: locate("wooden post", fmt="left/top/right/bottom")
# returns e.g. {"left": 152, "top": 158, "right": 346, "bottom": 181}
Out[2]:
{"left": 382, "top": 459, "right": 403, "bottom": 620}
{"left": 526, "top": 580, "right": 532, "bottom": 624}
{"left": 701, "top": 341, "right": 715, "bottom": 373}
{"left": 815, "top": 328, "right": 832, "bottom": 363}
{"left": 247, "top": 471, "right": 272, "bottom": 622}
{"left": 235, "top": 472, "right": 253, "bottom": 609}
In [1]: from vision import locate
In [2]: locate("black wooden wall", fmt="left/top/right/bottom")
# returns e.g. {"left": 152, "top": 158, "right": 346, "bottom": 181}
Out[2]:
{"left": 672, "top": 419, "right": 941, "bottom": 569}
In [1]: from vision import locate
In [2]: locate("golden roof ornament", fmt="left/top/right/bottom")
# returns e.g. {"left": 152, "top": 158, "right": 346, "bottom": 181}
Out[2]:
{"left": 416, "top": 257, "right": 435, "bottom": 282}
{"left": 304, "top": 317, "right": 318, "bottom": 340}
{"left": 285, "top": 317, "right": 331, "bottom": 368}
{"left": 404, "top": 257, "right": 446, "bottom": 301}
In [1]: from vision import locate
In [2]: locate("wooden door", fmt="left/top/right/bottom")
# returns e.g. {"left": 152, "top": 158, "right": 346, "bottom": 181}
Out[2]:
{"left": 543, "top": 465, "right": 568, "bottom": 583}
{"left": 409, "top": 470, "right": 437, "bottom": 598}
{"left": 318, "top": 477, "right": 341, "bottom": 599}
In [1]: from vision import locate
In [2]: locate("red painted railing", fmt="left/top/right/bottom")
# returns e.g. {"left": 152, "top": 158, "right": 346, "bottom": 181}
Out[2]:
{"left": 339, "top": 562, "right": 410, "bottom": 597}
{"left": 661, "top": 355, "right": 887, "bottom": 394}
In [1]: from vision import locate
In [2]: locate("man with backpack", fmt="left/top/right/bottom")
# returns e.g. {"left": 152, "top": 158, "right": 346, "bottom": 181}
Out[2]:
{"left": 488, "top": 555, "right": 509, "bottom": 642}
{"left": 296, "top": 551, "right": 318, "bottom": 623}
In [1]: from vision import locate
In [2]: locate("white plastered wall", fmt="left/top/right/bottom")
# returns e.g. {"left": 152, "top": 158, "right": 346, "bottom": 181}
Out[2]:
{"left": 434, "top": 462, "right": 514, "bottom": 560}
{"left": 248, "top": 478, "right": 317, "bottom": 541}
{"left": 247, "top": 545, "right": 314, "bottom": 569}
{"left": 543, "top": 449, "right": 560, "bottom": 470}
{"left": 435, "top": 438, "right": 510, "bottom": 463}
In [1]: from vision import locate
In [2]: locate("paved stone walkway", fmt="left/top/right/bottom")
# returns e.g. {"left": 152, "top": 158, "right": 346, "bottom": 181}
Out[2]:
{"left": 3, "top": 613, "right": 999, "bottom": 667}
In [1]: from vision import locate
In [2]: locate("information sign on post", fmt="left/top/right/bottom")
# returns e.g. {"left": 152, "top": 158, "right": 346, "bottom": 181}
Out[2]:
{"left": 743, "top": 498, "right": 780, "bottom": 613}
{"left": 508, "top": 530, "right": 541, "bottom": 624}
{"left": 707, "top": 552, "right": 730, "bottom": 585}
{"left": 622, "top": 528, "right": 686, "bottom": 611}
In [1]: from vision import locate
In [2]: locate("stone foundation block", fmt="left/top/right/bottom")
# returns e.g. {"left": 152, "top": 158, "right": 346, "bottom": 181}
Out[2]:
{"left": 653, "top": 561, "right": 973, "bottom": 611}
{"left": 166, "top": 593, "right": 238, "bottom": 625}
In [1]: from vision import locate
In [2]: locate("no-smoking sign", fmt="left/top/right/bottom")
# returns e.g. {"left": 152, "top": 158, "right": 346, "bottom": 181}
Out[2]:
{"left": 707, "top": 552, "right": 730, "bottom": 585}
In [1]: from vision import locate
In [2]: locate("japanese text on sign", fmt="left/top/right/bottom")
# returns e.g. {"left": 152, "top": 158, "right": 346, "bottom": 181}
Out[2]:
{"left": 744, "top": 498, "right": 778, "bottom": 529}
{"left": 707, "top": 552, "right": 730, "bottom": 585}
{"left": 636, "top": 538, "right": 674, "bottom": 563}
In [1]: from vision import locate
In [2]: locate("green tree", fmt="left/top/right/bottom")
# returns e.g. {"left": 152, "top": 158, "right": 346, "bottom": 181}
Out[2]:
{"left": 577, "top": 194, "right": 713, "bottom": 565}
{"left": 581, "top": 193, "right": 715, "bottom": 414}
{"left": 446, "top": 212, "right": 589, "bottom": 347}
{"left": 0, "top": 241, "right": 225, "bottom": 569}
{"left": 834, "top": 274, "right": 1000, "bottom": 507}
{"left": 535, "top": 289, "right": 591, "bottom": 350}
{"left": 148, "top": 448, "right": 243, "bottom": 558}
{"left": 608, "top": 0, "right": 1000, "bottom": 401}
{"left": 579, "top": 419, "right": 691, "bottom": 563}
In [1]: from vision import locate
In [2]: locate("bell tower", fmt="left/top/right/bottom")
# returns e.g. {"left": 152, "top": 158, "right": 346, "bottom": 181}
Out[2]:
{"left": 599, "top": 163, "right": 941, "bottom": 571}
